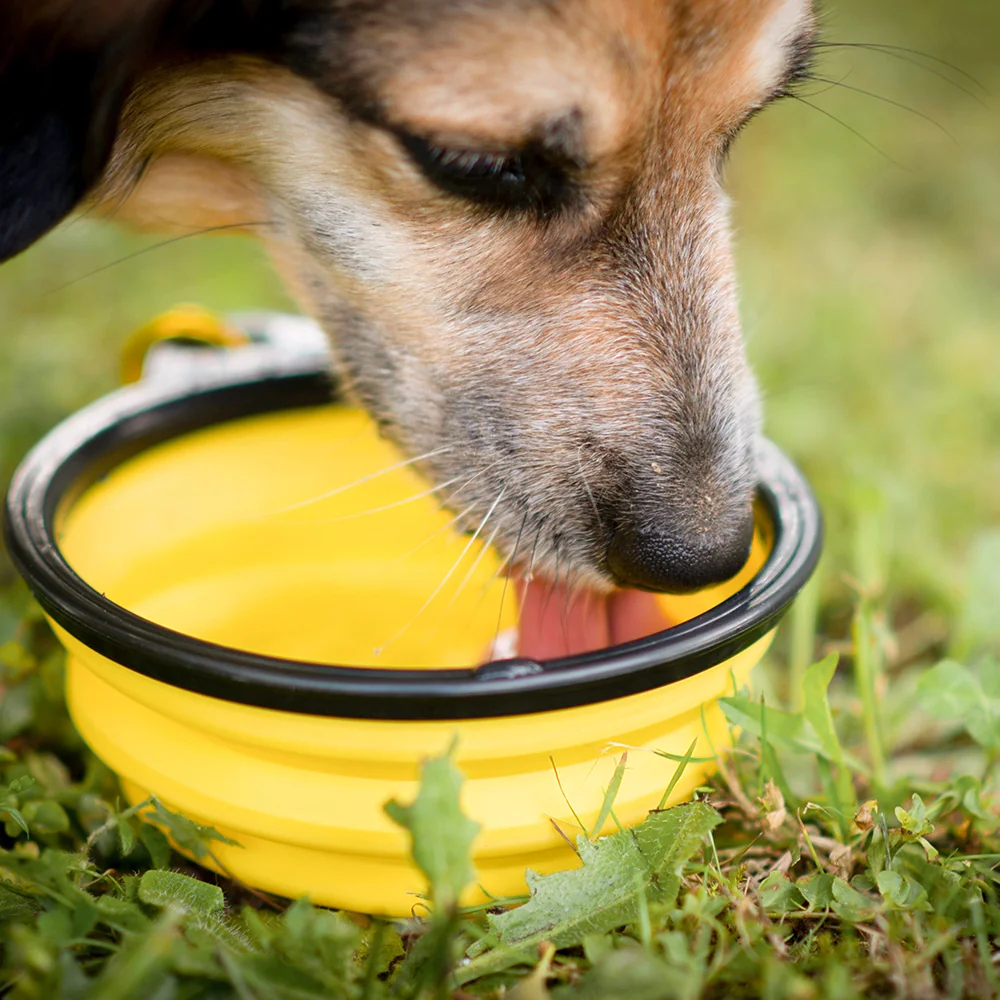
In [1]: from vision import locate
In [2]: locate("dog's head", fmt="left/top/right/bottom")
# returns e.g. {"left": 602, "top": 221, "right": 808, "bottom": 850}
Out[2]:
{"left": 1, "top": 0, "right": 816, "bottom": 603}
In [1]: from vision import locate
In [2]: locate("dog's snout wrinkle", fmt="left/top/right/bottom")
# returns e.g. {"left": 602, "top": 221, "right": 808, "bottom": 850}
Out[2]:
{"left": 607, "top": 509, "right": 754, "bottom": 594}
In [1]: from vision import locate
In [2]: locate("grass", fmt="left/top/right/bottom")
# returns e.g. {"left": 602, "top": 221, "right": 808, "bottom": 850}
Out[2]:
{"left": 1, "top": 0, "right": 999, "bottom": 995}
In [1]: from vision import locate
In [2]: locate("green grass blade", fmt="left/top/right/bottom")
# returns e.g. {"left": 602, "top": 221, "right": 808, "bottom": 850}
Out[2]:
{"left": 591, "top": 753, "right": 627, "bottom": 840}
{"left": 657, "top": 739, "right": 699, "bottom": 810}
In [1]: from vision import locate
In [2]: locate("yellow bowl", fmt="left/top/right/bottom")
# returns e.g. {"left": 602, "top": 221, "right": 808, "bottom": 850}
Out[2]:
{"left": 4, "top": 348, "right": 821, "bottom": 915}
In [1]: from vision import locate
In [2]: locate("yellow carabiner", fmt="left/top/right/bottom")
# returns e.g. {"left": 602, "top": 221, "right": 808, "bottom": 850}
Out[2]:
{"left": 120, "top": 305, "right": 249, "bottom": 384}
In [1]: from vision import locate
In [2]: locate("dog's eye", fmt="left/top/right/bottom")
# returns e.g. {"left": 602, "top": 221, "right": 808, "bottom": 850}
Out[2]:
{"left": 397, "top": 132, "right": 571, "bottom": 214}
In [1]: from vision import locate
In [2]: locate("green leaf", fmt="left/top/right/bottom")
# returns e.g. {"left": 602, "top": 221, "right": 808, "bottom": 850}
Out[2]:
{"left": 980, "top": 658, "right": 1000, "bottom": 700}
{"left": 866, "top": 827, "right": 888, "bottom": 877}
{"left": 77, "top": 908, "right": 182, "bottom": 1000}
{"left": 876, "top": 870, "right": 906, "bottom": 906}
{"left": 758, "top": 871, "right": 806, "bottom": 915}
{"left": 581, "top": 933, "right": 613, "bottom": 965}
{"left": 22, "top": 799, "right": 70, "bottom": 835}
{"left": 947, "top": 775, "right": 998, "bottom": 832}
{"left": 145, "top": 798, "right": 240, "bottom": 862}
{"left": 138, "top": 823, "right": 172, "bottom": 869}
{"left": 0, "top": 682, "right": 35, "bottom": 741}
{"left": 917, "top": 836, "right": 939, "bottom": 861}
{"left": 138, "top": 869, "right": 225, "bottom": 915}
{"left": 798, "top": 873, "right": 836, "bottom": 909}
{"left": 916, "top": 660, "right": 1000, "bottom": 751}
{"left": 357, "top": 920, "right": 405, "bottom": 984}
{"left": 895, "top": 794, "right": 934, "bottom": 840}
{"left": 118, "top": 817, "right": 137, "bottom": 857}
{"left": 95, "top": 894, "right": 154, "bottom": 934}
{"left": 955, "top": 531, "right": 1000, "bottom": 656}
{"left": 70, "top": 896, "right": 99, "bottom": 940}
{"left": 568, "top": 948, "right": 680, "bottom": 1000}
{"left": 917, "top": 660, "right": 982, "bottom": 718}
{"left": 803, "top": 654, "right": 856, "bottom": 825}
{"left": 830, "top": 878, "right": 875, "bottom": 922}
{"left": 802, "top": 654, "right": 843, "bottom": 763}
{"left": 0, "top": 879, "right": 40, "bottom": 922}
{"left": 456, "top": 801, "right": 720, "bottom": 985}
{"left": 2, "top": 805, "right": 29, "bottom": 836}
{"left": 37, "top": 908, "right": 74, "bottom": 947}
{"left": 384, "top": 745, "right": 480, "bottom": 911}
{"left": 876, "top": 869, "right": 931, "bottom": 912}
{"left": 720, "top": 696, "right": 825, "bottom": 757}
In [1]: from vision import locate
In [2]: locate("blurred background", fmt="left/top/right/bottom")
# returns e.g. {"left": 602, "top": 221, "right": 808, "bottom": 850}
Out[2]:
{"left": 0, "top": 0, "right": 997, "bottom": 648}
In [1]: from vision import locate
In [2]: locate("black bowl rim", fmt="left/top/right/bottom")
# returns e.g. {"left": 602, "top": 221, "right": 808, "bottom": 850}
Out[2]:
{"left": 4, "top": 355, "right": 823, "bottom": 720}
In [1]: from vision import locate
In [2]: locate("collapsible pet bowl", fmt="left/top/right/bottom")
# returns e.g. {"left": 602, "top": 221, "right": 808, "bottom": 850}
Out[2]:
{"left": 4, "top": 312, "right": 822, "bottom": 916}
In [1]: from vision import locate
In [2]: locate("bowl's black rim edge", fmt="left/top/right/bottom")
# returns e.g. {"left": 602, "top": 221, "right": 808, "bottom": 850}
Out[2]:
{"left": 3, "top": 360, "right": 824, "bottom": 721}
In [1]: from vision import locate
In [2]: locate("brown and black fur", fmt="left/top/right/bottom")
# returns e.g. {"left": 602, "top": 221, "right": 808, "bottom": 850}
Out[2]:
{"left": 0, "top": 0, "right": 817, "bottom": 597}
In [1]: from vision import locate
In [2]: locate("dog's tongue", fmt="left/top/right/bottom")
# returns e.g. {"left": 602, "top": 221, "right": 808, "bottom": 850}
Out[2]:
{"left": 514, "top": 576, "right": 674, "bottom": 660}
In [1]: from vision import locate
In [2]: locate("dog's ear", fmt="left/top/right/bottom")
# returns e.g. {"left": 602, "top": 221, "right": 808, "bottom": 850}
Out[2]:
{"left": 0, "top": 2, "right": 169, "bottom": 262}
{"left": 0, "top": 0, "right": 325, "bottom": 262}
{"left": 0, "top": 61, "right": 118, "bottom": 262}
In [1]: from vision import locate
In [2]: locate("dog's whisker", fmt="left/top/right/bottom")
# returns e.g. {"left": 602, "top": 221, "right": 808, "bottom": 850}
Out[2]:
{"left": 385, "top": 457, "right": 504, "bottom": 552}
{"left": 383, "top": 457, "right": 506, "bottom": 565}
{"left": 491, "top": 509, "right": 528, "bottom": 660}
{"left": 289, "top": 473, "right": 469, "bottom": 525}
{"left": 815, "top": 41, "right": 990, "bottom": 97}
{"left": 48, "top": 222, "right": 277, "bottom": 294}
{"left": 788, "top": 95, "right": 905, "bottom": 169}
{"left": 806, "top": 74, "right": 959, "bottom": 144}
{"left": 461, "top": 545, "right": 515, "bottom": 650}
{"left": 515, "top": 518, "right": 547, "bottom": 639}
{"left": 577, "top": 446, "right": 604, "bottom": 538}
{"left": 539, "top": 533, "right": 562, "bottom": 625}
{"left": 465, "top": 509, "right": 530, "bottom": 617}
{"left": 391, "top": 503, "right": 478, "bottom": 564}
{"left": 428, "top": 521, "right": 505, "bottom": 641}
{"left": 793, "top": 65, "right": 855, "bottom": 100}
{"left": 258, "top": 446, "right": 452, "bottom": 516}
{"left": 822, "top": 44, "right": 989, "bottom": 108}
{"left": 435, "top": 458, "right": 503, "bottom": 505}
{"left": 373, "top": 487, "right": 506, "bottom": 656}
{"left": 563, "top": 571, "right": 584, "bottom": 625}
{"left": 560, "top": 568, "right": 582, "bottom": 651}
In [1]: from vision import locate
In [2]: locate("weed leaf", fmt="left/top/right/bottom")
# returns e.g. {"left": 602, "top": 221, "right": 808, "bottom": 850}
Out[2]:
{"left": 139, "top": 823, "right": 173, "bottom": 869}
{"left": 802, "top": 654, "right": 857, "bottom": 830}
{"left": 798, "top": 872, "right": 836, "bottom": 909}
{"left": 830, "top": 879, "right": 875, "bottom": 922}
{"left": 720, "top": 696, "right": 825, "bottom": 757}
{"left": 917, "top": 660, "right": 1000, "bottom": 750}
{"left": 759, "top": 871, "right": 806, "bottom": 914}
{"left": 802, "top": 654, "right": 843, "bottom": 763}
{"left": 384, "top": 745, "right": 480, "bottom": 911}
{"left": 138, "top": 869, "right": 225, "bottom": 914}
{"left": 456, "top": 801, "right": 720, "bottom": 984}
{"left": 145, "top": 798, "right": 240, "bottom": 862}
{"left": 956, "top": 531, "right": 1000, "bottom": 656}
{"left": 0, "top": 879, "right": 39, "bottom": 921}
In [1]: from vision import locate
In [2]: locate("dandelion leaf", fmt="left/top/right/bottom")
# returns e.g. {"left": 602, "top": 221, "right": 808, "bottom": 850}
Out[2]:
{"left": 458, "top": 802, "right": 719, "bottom": 983}
{"left": 384, "top": 748, "right": 480, "bottom": 910}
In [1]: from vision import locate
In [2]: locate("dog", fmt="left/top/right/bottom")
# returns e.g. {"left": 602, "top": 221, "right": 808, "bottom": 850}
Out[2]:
{"left": 0, "top": 0, "right": 817, "bottom": 659}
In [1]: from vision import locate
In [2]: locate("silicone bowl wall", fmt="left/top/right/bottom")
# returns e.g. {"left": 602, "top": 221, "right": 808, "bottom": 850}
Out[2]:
{"left": 4, "top": 355, "right": 822, "bottom": 916}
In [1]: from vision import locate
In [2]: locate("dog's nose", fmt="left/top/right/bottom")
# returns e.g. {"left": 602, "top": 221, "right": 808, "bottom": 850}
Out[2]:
{"left": 607, "top": 512, "right": 755, "bottom": 594}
